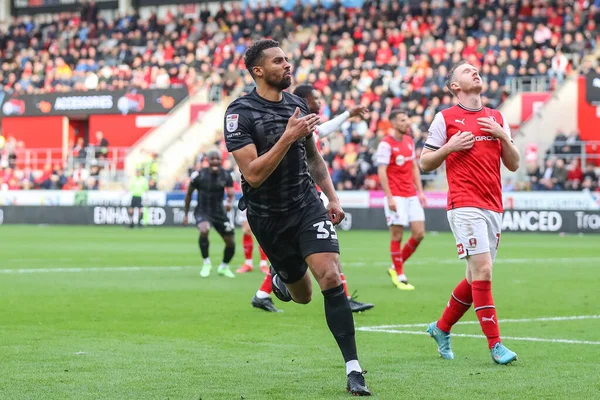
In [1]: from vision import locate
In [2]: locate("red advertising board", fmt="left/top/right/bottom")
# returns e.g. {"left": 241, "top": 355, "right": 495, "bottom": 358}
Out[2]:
{"left": 521, "top": 92, "right": 552, "bottom": 123}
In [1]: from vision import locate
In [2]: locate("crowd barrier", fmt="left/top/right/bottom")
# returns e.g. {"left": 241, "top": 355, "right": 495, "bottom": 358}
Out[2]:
{"left": 1, "top": 190, "right": 599, "bottom": 233}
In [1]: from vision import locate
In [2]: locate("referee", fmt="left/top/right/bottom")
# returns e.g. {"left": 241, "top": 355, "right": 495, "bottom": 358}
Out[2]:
{"left": 128, "top": 168, "right": 149, "bottom": 228}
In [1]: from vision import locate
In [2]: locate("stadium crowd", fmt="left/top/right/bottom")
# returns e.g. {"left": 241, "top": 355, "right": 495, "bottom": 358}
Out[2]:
{"left": 512, "top": 129, "right": 600, "bottom": 192}
{"left": 1, "top": 0, "right": 600, "bottom": 191}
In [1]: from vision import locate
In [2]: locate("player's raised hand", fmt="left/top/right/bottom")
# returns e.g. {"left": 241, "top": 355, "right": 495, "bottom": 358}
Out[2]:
{"left": 327, "top": 199, "right": 345, "bottom": 225}
{"left": 349, "top": 105, "right": 369, "bottom": 119}
{"left": 447, "top": 130, "right": 475, "bottom": 152}
{"left": 284, "top": 107, "right": 321, "bottom": 142}
{"left": 478, "top": 117, "right": 507, "bottom": 140}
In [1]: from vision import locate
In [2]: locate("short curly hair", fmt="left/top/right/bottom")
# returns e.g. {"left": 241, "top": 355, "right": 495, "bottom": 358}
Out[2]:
{"left": 292, "top": 84, "right": 315, "bottom": 99}
{"left": 244, "top": 39, "right": 280, "bottom": 79}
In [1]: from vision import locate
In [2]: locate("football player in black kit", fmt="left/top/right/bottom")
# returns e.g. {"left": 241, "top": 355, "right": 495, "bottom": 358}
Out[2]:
{"left": 183, "top": 150, "right": 236, "bottom": 279}
{"left": 224, "top": 39, "right": 371, "bottom": 396}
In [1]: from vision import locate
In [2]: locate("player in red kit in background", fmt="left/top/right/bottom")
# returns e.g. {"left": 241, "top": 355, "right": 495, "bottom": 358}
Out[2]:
{"left": 375, "top": 110, "right": 427, "bottom": 290}
{"left": 237, "top": 210, "right": 269, "bottom": 275}
{"left": 420, "top": 61, "right": 520, "bottom": 364}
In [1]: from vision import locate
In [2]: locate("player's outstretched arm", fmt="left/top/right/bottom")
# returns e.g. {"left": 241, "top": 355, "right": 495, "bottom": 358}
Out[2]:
{"left": 231, "top": 108, "right": 320, "bottom": 188}
{"left": 316, "top": 106, "right": 368, "bottom": 139}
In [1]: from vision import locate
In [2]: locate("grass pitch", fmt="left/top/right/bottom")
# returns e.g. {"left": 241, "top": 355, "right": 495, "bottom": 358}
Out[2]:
{"left": 1, "top": 225, "right": 599, "bottom": 399}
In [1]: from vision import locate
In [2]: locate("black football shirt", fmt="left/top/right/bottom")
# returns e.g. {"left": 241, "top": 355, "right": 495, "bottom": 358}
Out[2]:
{"left": 224, "top": 89, "right": 320, "bottom": 217}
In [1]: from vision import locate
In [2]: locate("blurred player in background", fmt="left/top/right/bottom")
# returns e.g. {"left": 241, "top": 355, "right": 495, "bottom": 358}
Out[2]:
{"left": 238, "top": 206, "right": 282, "bottom": 313}
{"left": 183, "top": 150, "right": 236, "bottom": 278}
{"left": 375, "top": 110, "right": 427, "bottom": 290}
{"left": 224, "top": 40, "right": 370, "bottom": 395}
{"left": 128, "top": 168, "right": 149, "bottom": 228}
{"left": 236, "top": 210, "right": 269, "bottom": 274}
{"left": 420, "top": 61, "right": 520, "bottom": 364}
{"left": 293, "top": 84, "right": 374, "bottom": 313}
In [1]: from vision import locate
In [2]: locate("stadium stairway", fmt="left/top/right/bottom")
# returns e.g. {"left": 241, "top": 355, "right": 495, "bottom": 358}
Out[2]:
{"left": 499, "top": 49, "right": 600, "bottom": 180}
{"left": 124, "top": 87, "right": 240, "bottom": 190}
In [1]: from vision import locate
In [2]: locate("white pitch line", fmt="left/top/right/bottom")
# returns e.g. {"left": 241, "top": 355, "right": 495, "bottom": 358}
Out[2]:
{"left": 356, "top": 328, "right": 600, "bottom": 346}
{"left": 362, "top": 315, "right": 600, "bottom": 329}
{"left": 0, "top": 266, "right": 198, "bottom": 274}
{"left": 3, "top": 256, "right": 600, "bottom": 274}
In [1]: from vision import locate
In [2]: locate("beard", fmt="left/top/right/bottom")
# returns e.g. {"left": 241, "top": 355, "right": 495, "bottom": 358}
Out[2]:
{"left": 465, "top": 81, "right": 483, "bottom": 94}
{"left": 266, "top": 74, "right": 292, "bottom": 91}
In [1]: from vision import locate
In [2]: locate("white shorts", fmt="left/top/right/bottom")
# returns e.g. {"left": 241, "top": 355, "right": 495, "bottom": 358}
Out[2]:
{"left": 384, "top": 196, "right": 425, "bottom": 227}
{"left": 236, "top": 207, "right": 247, "bottom": 224}
{"left": 447, "top": 207, "right": 502, "bottom": 262}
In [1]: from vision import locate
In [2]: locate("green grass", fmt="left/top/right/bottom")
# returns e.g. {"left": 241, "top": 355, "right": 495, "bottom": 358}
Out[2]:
{"left": 1, "top": 225, "right": 599, "bottom": 399}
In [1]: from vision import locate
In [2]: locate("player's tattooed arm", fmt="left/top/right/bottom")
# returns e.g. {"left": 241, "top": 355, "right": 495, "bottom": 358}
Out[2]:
{"left": 305, "top": 136, "right": 338, "bottom": 203}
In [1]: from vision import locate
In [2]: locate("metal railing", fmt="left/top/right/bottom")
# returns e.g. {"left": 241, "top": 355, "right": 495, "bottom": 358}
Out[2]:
{"left": 507, "top": 76, "right": 553, "bottom": 94}
{"left": 542, "top": 140, "right": 600, "bottom": 168}
{"left": 5, "top": 146, "right": 129, "bottom": 176}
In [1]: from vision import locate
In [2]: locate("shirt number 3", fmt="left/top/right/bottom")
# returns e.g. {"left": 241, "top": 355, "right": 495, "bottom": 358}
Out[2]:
{"left": 313, "top": 221, "right": 338, "bottom": 240}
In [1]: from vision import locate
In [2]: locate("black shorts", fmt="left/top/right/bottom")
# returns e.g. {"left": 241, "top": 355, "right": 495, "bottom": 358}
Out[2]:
{"left": 247, "top": 197, "right": 339, "bottom": 284}
{"left": 130, "top": 196, "right": 143, "bottom": 208}
{"left": 194, "top": 209, "right": 234, "bottom": 237}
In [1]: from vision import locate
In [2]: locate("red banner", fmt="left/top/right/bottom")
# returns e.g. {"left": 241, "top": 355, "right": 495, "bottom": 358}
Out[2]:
{"left": 521, "top": 92, "right": 552, "bottom": 123}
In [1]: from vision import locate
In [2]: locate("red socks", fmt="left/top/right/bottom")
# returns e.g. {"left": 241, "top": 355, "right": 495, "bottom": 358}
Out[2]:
{"left": 437, "top": 279, "right": 502, "bottom": 349}
{"left": 390, "top": 240, "right": 404, "bottom": 275}
{"left": 437, "top": 278, "right": 472, "bottom": 332}
{"left": 243, "top": 233, "right": 253, "bottom": 262}
{"left": 472, "top": 280, "right": 501, "bottom": 349}
{"left": 259, "top": 272, "right": 272, "bottom": 294}
{"left": 340, "top": 273, "right": 350, "bottom": 297}
{"left": 401, "top": 237, "right": 421, "bottom": 263}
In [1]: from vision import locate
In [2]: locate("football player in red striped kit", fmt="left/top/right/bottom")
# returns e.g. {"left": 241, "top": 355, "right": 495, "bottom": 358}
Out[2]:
{"left": 420, "top": 61, "right": 520, "bottom": 364}
{"left": 375, "top": 110, "right": 427, "bottom": 290}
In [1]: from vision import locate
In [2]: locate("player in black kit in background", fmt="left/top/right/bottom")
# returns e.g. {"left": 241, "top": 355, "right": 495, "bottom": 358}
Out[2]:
{"left": 224, "top": 39, "right": 371, "bottom": 396}
{"left": 183, "top": 150, "right": 236, "bottom": 279}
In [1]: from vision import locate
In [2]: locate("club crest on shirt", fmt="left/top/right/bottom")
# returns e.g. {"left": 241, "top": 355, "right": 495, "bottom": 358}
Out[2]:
{"left": 226, "top": 114, "right": 239, "bottom": 132}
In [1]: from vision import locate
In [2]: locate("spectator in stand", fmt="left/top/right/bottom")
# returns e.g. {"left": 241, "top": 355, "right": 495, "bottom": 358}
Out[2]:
{"left": 4, "top": 1, "right": 600, "bottom": 192}
{"left": 583, "top": 164, "right": 598, "bottom": 189}
{"left": 73, "top": 137, "right": 88, "bottom": 163}
{"left": 550, "top": 49, "right": 569, "bottom": 84}
{"left": 94, "top": 131, "right": 109, "bottom": 160}
{"left": 566, "top": 159, "right": 584, "bottom": 190}
{"left": 551, "top": 159, "right": 568, "bottom": 190}
{"left": 539, "top": 158, "right": 556, "bottom": 190}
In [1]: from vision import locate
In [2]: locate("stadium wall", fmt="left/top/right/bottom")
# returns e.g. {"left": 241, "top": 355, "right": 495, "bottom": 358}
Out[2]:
{"left": 1, "top": 190, "right": 599, "bottom": 234}
{"left": 89, "top": 114, "right": 167, "bottom": 147}
{"left": 2, "top": 116, "right": 66, "bottom": 148}
{"left": 0, "top": 206, "right": 599, "bottom": 234}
